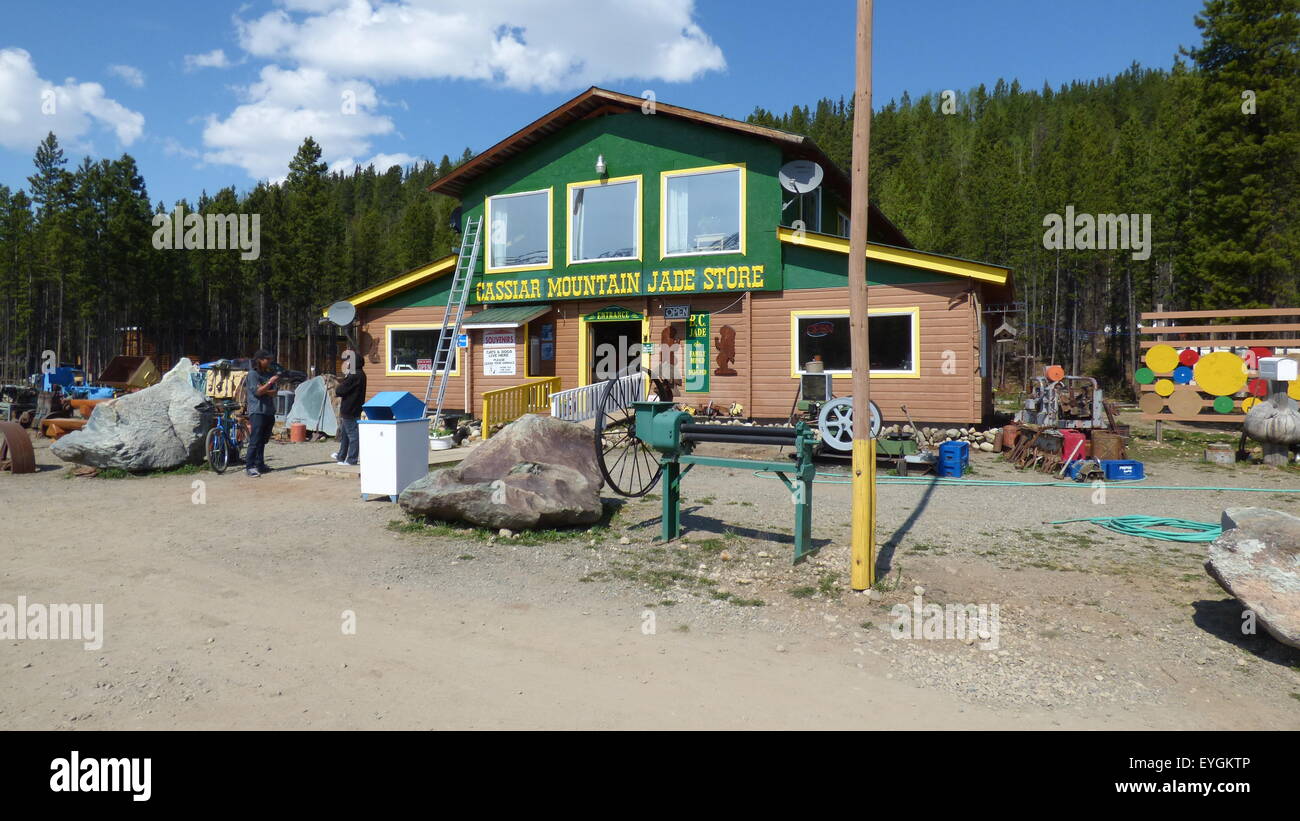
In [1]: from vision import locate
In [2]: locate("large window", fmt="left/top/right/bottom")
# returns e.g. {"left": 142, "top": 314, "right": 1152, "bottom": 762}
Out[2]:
{"left": 486, "top": 188, "right": 552, "bottom": 272}
{"left": 662, "top": 164, "right": 744, "bottom": 257}
{"left": 781, "top": 189, "right": 821, "bottom": 232}
{"left": 387, "top": 325, "right": 458, "bottom": 375}
{"left": 569, "top": 176, "right": 640, "bottom": 263}
{"left": 792, "top": 310, "right": 918, "bottom": 377}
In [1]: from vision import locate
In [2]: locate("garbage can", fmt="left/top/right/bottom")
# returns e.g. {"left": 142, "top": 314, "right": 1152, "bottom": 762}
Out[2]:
{"left": 358, "top": 392, "right": 429, "bottom": 502}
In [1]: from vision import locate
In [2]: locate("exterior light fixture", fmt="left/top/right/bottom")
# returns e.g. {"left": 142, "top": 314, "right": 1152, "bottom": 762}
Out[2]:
{"left": 595, "top": 154, "right": 607, "bottom": 175}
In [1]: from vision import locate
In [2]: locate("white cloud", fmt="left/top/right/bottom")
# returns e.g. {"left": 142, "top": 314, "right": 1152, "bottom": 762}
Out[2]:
{"left": 236, "top": 0, "right": 726, "bottom": 92}
{"left": 329, "top": 151, "right": 420, "bottom": 174}
{"left": 107, "top": 64, "right": 145, "bottom": 88}
{"left": 201, "top": 65, "right": 396, "bottom": 181}
{"left": 0, "top": 48, "right": 145, "bottom": 152}
{"left": 184, "top": 49, "right": 232, "bottom": 71}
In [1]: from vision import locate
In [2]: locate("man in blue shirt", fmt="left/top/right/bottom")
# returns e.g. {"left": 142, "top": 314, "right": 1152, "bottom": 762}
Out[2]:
{"left": 245, "top": 350, "right": 281, "bottom": 477}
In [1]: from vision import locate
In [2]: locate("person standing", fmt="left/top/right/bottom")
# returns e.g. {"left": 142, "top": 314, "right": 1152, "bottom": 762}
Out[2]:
{"left": 333, "top": 353, "right": 366, "bottom": 465}
{"left": 245, "top": 350, "right": 280, "bottom": 477}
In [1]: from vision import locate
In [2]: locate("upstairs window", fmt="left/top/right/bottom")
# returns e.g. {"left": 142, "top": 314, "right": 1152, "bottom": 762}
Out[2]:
{"left": 569, "top": 176, "right": 640, "bottom": 263}
{"left": 486, "top": 188, "right": 551, "bottom": 272}
{"left": 662, "top": 165, "right": 744, "bottom": 257}
{"left": 781, "top": 189, "right": 822, "bottom": 233}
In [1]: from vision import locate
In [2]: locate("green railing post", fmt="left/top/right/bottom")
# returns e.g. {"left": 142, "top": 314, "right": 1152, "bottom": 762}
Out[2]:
{"left": 662, "top": 459, "right": 681, "bottom": 541}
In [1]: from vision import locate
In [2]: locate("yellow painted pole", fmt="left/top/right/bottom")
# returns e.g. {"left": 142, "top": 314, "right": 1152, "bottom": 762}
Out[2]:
{"left": 848, "top": 0, "right": 876, "bottom": 590}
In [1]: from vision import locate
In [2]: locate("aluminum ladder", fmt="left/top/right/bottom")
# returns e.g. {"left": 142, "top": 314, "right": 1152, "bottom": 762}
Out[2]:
{"left": 423, "top": 215, "right": 482, "bottom": 427}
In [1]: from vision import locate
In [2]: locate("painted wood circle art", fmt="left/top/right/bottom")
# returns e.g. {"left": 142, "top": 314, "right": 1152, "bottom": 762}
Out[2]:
{"left": 1191, "top": 351, "right": 1248, "bottom": 397}
{"left": 1247, "top": 378, "right": 1269, "bottom": 397}
{"left": 1167, "top": 387, "right": 1203, "bottom": 417}
{"left": 1178, "top": 348, "right": 1200, "bottom": 366}
{"left": 1213, "top": 395, "right": 1236, "bottom": 414}
{"left": 1172, "top": 365, "right": 1194, "bottom": 384}
{"left": 1144, "top": 345, "right": 1179, "bottom": 373}
{"left": 1045, "top": 365, "right": 1065, "bottom": 382}
{"left": 1139, "top": 392, "right": 1166, "bottom": 415}
{"left": 1154, "top": 378, "right": 1176, "bottom": 397}
{"left": 1242, "top": 396, "right": 1261, "bottom": 412}
{"left": 1290, "top": 380, "right": 1300, "bottom": 401}
{"left": 1135, "top": 367, "right": 1155, "bottom": 384}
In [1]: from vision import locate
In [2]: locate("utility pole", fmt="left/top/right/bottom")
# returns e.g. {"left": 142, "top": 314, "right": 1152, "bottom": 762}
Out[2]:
{"left": 848, "top": 0, "right": 877, "bottom": 591}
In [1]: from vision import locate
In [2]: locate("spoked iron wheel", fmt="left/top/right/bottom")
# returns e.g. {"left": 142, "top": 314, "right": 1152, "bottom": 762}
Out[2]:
{"left": 594, "top": 378, "right": 662, "bottom": 497}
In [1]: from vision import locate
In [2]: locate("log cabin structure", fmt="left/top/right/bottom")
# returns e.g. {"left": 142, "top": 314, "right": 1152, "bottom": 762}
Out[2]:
{"left": 331, "top": 87, "right": 1013, "bottom": 425}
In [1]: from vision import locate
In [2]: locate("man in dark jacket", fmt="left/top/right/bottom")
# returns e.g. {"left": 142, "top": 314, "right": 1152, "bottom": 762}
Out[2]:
{"left": 333, "top": 353, "right": 366, "bottom": 466}
{"left": 245, "top": 350, "right": 281, "bottom": 477}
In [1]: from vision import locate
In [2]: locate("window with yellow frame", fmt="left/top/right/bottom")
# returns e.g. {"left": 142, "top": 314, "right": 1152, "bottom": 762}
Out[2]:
{"left": 660, "top": 163, "right": 745, "bottom": 258}
{"left": 485, "top": 187, "right": 552, "bottom": 273}
{"left": 385, "top": 323, "right": 460, "bottom": 377}
{"left": 789, "top": 308, "right": 920, "bottom": 378}
{"left": 567, "top": 175, "right": 641, "bottom": 265}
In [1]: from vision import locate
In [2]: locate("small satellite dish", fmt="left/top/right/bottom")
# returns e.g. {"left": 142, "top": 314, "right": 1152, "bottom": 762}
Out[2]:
{"left": 326, "top": 301, "right": 356, "bottom": 327}
{"left": 779, "top": 160, "right": 823, "bottom": 194}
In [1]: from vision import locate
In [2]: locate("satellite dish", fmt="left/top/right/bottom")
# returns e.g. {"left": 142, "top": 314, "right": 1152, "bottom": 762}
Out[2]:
{"left": 448, "top": 206, "right": 462, "bottom": 233}
{"left": 779, "top": 160, "right": 823, "bottom": 194}
{"left": 326, "top": 301, "right": 356, "bottom": 327}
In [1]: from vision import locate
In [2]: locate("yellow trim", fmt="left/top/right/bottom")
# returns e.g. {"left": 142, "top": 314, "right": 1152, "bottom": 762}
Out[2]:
{"left": 777, "top": 226, "right": 1010, "bottom": 285}
{"left": 384, "top": 322, "right": 461, "bottom": 377}
{"left": 485, "top": 187, "right": 554, "bottom": 274}
{"left": 660, "top": 163, "right": 746, "bottom": 260}
{"left": 324, "top": 255, "right": 457, "bottom": 314}
{"left": 578, "top": 311, "right": 650, "bottom": 388}
{"left": 565, "top": 174, "right": 643, "bottom": 266}
{"left": 788, "top": 308, "right": 921, "bottom": 379}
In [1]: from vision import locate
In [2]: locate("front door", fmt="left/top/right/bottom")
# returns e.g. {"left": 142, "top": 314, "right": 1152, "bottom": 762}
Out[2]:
{"left": 588, "top": 320, "right": 641, "bottom": 384}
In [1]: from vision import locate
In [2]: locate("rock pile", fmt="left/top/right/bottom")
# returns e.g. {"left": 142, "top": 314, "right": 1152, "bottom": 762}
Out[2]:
{"left": 880, "top": 424, "right": 1001, "bottom": 453}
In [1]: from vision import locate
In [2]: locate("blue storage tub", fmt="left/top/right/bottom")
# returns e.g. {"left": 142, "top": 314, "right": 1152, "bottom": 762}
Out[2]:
{"left": 1101, "top": 459, "right": 1144, "bottom": 481}
{"left": 361, "top": 391, "right": 426, "bottom": 421}
{"left": 938, "top": 440, "right": 969, "bottom": 465}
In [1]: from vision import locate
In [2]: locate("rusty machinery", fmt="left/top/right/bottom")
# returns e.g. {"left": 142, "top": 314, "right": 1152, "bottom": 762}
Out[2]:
{"left": 0, "top": 420, "right": 36, "bottom": 474}
{"left": 1017, "top": 374, "right": 1106, "bottom": 429}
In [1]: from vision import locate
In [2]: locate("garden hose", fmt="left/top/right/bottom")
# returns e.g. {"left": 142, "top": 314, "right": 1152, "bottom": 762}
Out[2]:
{"left": 1046, "top": 515, "right": 1221, "bottom": 542}
{"left": 752, "top": 470, "right": 1300, "bottom": 494}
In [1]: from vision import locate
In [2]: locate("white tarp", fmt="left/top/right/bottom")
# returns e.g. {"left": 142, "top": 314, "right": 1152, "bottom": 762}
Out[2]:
{"left": 284, "top": 375, "right": 337, "bottom": 436}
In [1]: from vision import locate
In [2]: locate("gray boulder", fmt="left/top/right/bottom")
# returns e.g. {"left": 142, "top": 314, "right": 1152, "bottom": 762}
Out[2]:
{"left": 399, "top": 413, "right": 602, "bottom": 530}
{"left": 52, "top": 359, "right": 208, "bottom": 471}
{"left": 1205, "top": 507, "right": 1300, "bottom": 649}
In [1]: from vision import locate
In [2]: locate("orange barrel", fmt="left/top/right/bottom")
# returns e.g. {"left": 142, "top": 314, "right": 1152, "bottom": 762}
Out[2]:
{"left": 289, "top": 422, "right": 307, "bottom": 443}
{"left": 1000, "top": 422, "right": 1019, "bottom": 451}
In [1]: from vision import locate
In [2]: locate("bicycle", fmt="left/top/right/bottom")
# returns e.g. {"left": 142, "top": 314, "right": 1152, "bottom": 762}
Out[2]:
{"left": 204, "top": 399, "right": 248, "bottom": 474}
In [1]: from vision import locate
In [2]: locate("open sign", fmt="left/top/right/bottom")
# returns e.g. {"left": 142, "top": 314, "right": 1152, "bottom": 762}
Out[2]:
{"left": 805, "top": 321, "right": 835, "bottom": 338}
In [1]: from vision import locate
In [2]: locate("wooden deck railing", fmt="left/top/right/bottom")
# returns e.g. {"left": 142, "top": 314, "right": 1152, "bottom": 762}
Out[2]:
{"left": 481, "top": 377, "right": 563, "bottom": 439}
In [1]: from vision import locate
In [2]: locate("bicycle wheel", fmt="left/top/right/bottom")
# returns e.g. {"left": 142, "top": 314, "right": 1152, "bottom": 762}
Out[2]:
{"left": 206, "top": 426, "right": 229, "bottom": 474}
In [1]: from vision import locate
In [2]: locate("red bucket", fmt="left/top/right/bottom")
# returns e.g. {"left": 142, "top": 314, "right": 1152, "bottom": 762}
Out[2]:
{"left": 289, "top": 422, "right": 307, "bottom": 443}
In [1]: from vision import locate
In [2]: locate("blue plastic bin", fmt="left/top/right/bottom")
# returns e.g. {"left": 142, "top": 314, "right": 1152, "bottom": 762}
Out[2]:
{"left": 1101, "top": 459, "right": 1144, "bottom": 481}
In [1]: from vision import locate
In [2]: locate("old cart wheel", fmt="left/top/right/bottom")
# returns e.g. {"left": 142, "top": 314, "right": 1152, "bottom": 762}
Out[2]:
{"left": 205, "top": 427, "right": 228, "bottom": 474}
{"left": 594, "top": 378, "right": 661, "bottom": 497}
{"left": 0, "top": 421, "right": 36, "bottom": 474}
{"left": 817, "top": 397, "right": 882, "bottom": 452}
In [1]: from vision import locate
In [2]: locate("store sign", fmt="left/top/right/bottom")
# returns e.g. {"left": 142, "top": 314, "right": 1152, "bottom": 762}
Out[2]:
{"left": 483, "top": 330, "right": 516, "bottom": 347}
{"left": 583, "top": 306, "right": 644, "bottom": 322}
{"left": 484, "top": 347, "right": 516, "bottom": 376}
{"left": 684, "top": 312, "right": 710, "bottom": 393}
{"left": 805, "top": 321, "right": 835, "bottom": 338}
{"left": 473, "top": 262, "right": 773, "bottom": 304}
{"left": 663, "top": 305, "right": 690, "bottom": 320}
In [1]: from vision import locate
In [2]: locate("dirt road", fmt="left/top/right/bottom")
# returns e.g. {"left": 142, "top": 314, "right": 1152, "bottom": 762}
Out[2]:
{"left": 2, "top": 434, "right": 1298, "bottom": 730}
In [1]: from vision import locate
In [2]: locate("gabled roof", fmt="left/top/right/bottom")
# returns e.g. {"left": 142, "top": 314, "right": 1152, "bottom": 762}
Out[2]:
{"left": 428, "top": 86, "right": 911, "bottom": 248}
{"left": 322, "top": 254, "right": 457, "bottom": 314}
{"left": 777, "top": 226, "right": 1012, "bottom": 286}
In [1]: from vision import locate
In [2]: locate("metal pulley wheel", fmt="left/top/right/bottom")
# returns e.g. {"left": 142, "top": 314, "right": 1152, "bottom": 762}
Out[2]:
{"left": 817, "top": 397, "right": 881, "bottom": 451}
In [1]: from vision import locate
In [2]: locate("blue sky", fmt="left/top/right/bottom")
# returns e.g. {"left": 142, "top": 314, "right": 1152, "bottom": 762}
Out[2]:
{"left": 0, "top": 0, "right": 1206, "bottom": 207}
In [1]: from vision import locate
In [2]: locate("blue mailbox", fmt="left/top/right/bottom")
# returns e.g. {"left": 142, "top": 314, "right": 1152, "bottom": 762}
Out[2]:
{"left": 361, "top": 391, "right": 425, "bottom": 421}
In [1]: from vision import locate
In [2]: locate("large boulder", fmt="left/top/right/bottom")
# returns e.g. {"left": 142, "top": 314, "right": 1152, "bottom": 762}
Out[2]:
{"left": 399, "top": 414, "right": 602, "bottom": 530}
{"left": 52, "top": 359, "right": 208, "bottom": 471}
{"left": 1205, "top": 507, "right": 1300, "bottom": 649}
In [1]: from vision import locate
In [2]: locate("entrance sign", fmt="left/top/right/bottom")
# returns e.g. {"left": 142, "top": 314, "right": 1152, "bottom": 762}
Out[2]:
{"left": 583, "top": 306, "right": 644, "bottom": 322}
{"left": 484, "top": 347, "right": 516, "bottom": 376}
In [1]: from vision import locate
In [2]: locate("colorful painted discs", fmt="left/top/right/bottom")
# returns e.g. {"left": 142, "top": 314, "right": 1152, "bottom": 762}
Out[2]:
{"left": 1250, "top": 346, "right": 1274, "bottom": 361}
{"left": 1290, "top": 380, "right": 1300, "bottom": 401}
{"left": 1172, "top": 365, "right": 1194, "bottom": 384}
{"left": 1178, "top": 349, "right": 1200, "bottom": 366}
{"left": 1045, "top": 365, "right": 1065, "bottom": 382}
{"left": 1139, "top": 392, "right": 1166, "bottom": 415}
{"left": 1135, "top": 367, "right": 1155, "bottom": 384}
{"left": 1193, "top": 351, "right": 1248, "bottom": 396}
{"left": 1168, "top": 387, "right": 1203, "bottom": 417}
{"left": 1247, "top": 378, "right": 1269, "bottom": 397}
{"left": 1242, "top": 396, "right": 1261, "bottom": 412}
{"left": 1144, "top": 345, "right": 1179, "bottom": 373}
{"left": 1154, "top": 378, "right": 1175, "bottom": 397}
{"left": 1213, "top": 395, "right": 1236, "bottom": 414}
